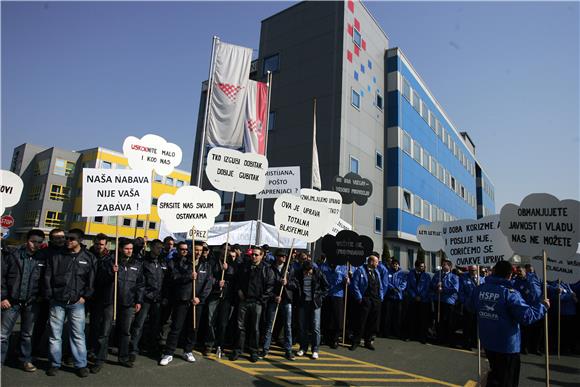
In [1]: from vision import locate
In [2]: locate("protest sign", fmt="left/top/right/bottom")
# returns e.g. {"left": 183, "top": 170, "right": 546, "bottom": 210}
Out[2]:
{"left": 256, "top": 166, "right": 301, "bottom": 199}
{"left": 440, "top": 215, "right": 514, "bottom": 267}
{"left": 328, "top": 218, "right": 352, "bottom": 236}
{"left": 1, "top": 215, "right": 15, "bottom": 229}
{"left": 122, "top": 134, "right": 183, "bottom": 176}
{"left": 0, "top": 170, "right": 24, "bottom": 215}
{"left": 82, "top": 169, "right": 152, "bottom": 217}
{"left": 500, "top": 193, "right": 580, "bottom": 259}
{"left": 531, "top": 253, "right": 580, "bottom": 284}
{"left": 332, "top": 172, "right": 372, "bottom": 205}
{"left": 205, "top": 147, "right": 268, "bottom": 195}
{"left": 300, "top": 188, "right": 342, "bottom": 234}
{"left": 273, "top": 193, "right": 329, "bottom": 242}
{"left": 157, "top": 185, "right": 221, "bottom": 232}
{"left": 417, "top": 222, "right": 444, "bottom": 252}
{"left": 322, "top": 230, "right": 373, "bottom": 266}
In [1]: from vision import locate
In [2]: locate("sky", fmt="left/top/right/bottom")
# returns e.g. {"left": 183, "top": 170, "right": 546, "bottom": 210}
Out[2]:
{"left": 2, "top": 1, "right": 579, "bottom": 210}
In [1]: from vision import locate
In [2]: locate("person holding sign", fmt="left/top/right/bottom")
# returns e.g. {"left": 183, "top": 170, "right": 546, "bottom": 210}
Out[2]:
{"left": 1, "top": 229, "right": 45, "bottom": 371}
{"left": 350, "top": 253, "right": 384, "bottom": 351}
{"left": 404, "top": 260, "right": 432, "bottom": 344}
{"left": 44, "top": 229, "right": 96, "bottom": 378}
{"left": 430, "top": 260, "right": 459, "bottom": 347}
{"left": 160, "top": 241, "right": 212, "bottom": 366}
{"left": 470, "top": 260, "right": 550, "bottom": 387}
{"left": 90, "top": 239, "right": 144, "bottom": 373}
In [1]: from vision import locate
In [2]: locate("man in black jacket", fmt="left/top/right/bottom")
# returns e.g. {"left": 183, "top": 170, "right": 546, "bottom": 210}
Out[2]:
{"left": 90, "top": 238, "right": 144, "bottom": 373}
{"left": 229, "top": 246, "right": 274, "bottom": 363}
{"left": 129, "top": 239, "right": 168, "bottom": 358}
{"left": 159, "top": 241, "right": 212, "bottom": 366}
{"left": 44, "top": 228, "right": 96, "bottom": 377}
{"left": 1, "top": 229, "right": 45, "bottom": 372}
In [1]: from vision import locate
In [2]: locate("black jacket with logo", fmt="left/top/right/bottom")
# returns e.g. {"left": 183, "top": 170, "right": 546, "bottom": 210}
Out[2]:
{"left": 96, "top": 255, "right": 145, "bottom": 306}
{"left": 168, "top": 256, "right": 213, "bottom": 303}
{"left": 1, "top": 246, "right": 46, "bottom": 303}
{"left": 43, "top": 248, "right": 96, "bottom": 304}
{"left": 234, "top": 261, "right": 275, "bottom": 305}
{"left": 141, "top": 252, "right": 169, "bottom": 303}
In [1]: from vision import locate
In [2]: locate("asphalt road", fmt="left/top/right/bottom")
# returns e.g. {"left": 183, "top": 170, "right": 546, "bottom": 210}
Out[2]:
{"left": 2, "top": 338, "right": 578, "bottom": 386}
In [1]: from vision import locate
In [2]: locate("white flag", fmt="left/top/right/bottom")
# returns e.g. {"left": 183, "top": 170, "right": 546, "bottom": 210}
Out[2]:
{"left": 206, "top": 41, "right": 253, "bottom": 148}
{"left": 311, "top": 100, "right": 321, "bottom": 190}
{"left": 243, "top": 80, "right": 268, "bottom": 155}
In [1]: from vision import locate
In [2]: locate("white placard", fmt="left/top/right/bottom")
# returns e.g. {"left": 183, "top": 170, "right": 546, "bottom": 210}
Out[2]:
{"left": 417, "top": 221, "right": 445, "bottom": 252}
{"left": 500, "top": 193, "right": 580, "bottom": 259}
{"left": 122, "top": 134, "right": 183, "bottom": 176}
{"left": 205, "top": 147, "right": 268, "bottom": 195}
{"left": 256, "top": 166, "right": 301, "bottom": 199}
{"left": 157, "top": 186, "right": 221, "bottom": 232}
{"left": 274, "top": 193, "right": 330, "bottom": 243}
{"left": 328, "top": 218, "right": 352, "bottom": 236}
{"left": 0, "top": 170, "right": 24, "bottom": 215}
{"left": 82, "top": 169, "right": 152, "bottom": 216}
{"left": 441, "top": 215, "right": 514, "bottom": 267}
{"left": 300, "top": 188, "right": 342, "bottom": 234}
{"left": 531, "top": 253, "right": 580, "bottom": 284}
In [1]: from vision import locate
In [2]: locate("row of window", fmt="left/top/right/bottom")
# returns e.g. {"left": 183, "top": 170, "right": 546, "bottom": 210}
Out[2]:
{"left": 351, "top": 88, "right": 383, "bottom": 112}
{"left": 481, "top": 177, "right": 495, "bottom": 200}
{"left": 401, "top": 130, "right": 477, "bottom": 209}
{"left": 401, "top": 77, "right": 475, "bottom": 177}
{"left": 402, "top": 189, "right": 458, "bottom": 223}
{"left": 348, "top": 151, "right": 384, "bottom": 175}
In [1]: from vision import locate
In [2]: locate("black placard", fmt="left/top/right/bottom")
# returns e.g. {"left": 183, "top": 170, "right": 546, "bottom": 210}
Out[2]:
{"left": 321, "top": 230, "right": 374, "bottom": 266}
{"left": 332, "top": 172, "right": 373, "bottom": 205}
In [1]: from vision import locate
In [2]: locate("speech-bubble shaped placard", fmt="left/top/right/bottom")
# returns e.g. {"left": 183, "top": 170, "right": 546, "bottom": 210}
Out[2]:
{"left": 205, "top": 147, "right": 268, "bottom": 195}
{"left": 417, "top": 222, "right": 444, "bottom": 252}
{"left": 0, "top": 170, "right": 24, "bottom": 215}
{"left": 157, "top": 185, "right": 221, "bottom": 232}
{"left": 256, "top": 166, "right": 301, "bottom": 199}
{"left": 300, "top": 188, "right": 342, "bottom": 234}
{"left": 82, "top": 169, "right": 152, "bottom": 216}
{"left": 333, "top": 172, "right": 373, "bottom": 205}
{"left": 328, "top": 218, "right": 352, "bottom": 237}
{"left": 500, "top": 193, "right": 580, "bottom": 259}
{"left": 441, "top": 215, "right": 514, "bottom": 267}
{"left": 531, "top": 253, "right": 580, "bottom": 284}
{"left": 123, "top": 134, "right": 183, "bottom": 176}
{"left": 274, "top": 193, "right": 330, "bottom": 243}
{"left": 322, "top": 230, "right": 374, "bottom": 266}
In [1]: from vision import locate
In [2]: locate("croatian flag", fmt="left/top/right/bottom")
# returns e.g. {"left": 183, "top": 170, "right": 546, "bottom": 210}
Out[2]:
{"left": 206, "top": 41, "right": 253, "bottom": 149}
{"left": 243, "top": 80, "right": 268, "bottom": 155}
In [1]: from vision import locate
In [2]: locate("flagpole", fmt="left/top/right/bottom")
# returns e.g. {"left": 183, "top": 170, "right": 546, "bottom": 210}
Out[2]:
{"left": 255, "top": 71, "right": 273, "bottom": 246}
{"left": 308, "top": 98, "right": 318, "bottom": 255}
{"left": 196, "top": 35, "right": 220, "bottom": 187}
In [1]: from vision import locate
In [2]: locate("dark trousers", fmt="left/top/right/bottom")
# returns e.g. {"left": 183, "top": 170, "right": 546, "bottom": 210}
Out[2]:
{"left": 353, "top": 297, "right": 381, "bottom": 344}
{"left": 405, "top": 300, "right": 431, "bottom": 342}
{"left": 95, "top": 304, "right": 135, "bottom": 364}
{"left": 31, "top": 300, "right": 49, "bottom": 356}
{"left": 322, "top": 296, "right": 344, "bottom": 345}
{"left": 435, "top": 301, "right": 454, "bottom": 345}
{"left": 130, "top": 300, "right": 161, "bottom": 355}
{"left": 205, "top": 296, "right": 232, "bottom": 349}
{"left": 236, "top": 301, "right": 262, "bottom": 354}
{"left": 485, "top": 350, "right": 520, "bottom": 387}
{"left": 462, "top": 310, "right": 477, "bottom": 348}
{"left": 383, "top": 298, "right": 403, "bottom": 338}
{"left": 164, "top": 301, "right": 201, "bottom": 356}
{"left": 87, "top": 300, "right": 102, "bottom": 356}
{"left": 521, "top": 319, "right": 543, "bottom": 353}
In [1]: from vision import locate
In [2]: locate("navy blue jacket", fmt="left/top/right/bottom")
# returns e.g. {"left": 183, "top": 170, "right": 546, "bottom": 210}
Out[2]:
{"left": 459, "top": 272, "right": 483, "bottom": 305}
{"left": 406, "top": 269, "right": 431, "bottom": 303}
{"left": 386, "top": 268, "right": 407, "bottom": 301}
{"left": 1, "top": 246, "right": 46, "bottom": 303}
{"left": 377, "top": 263, "right": 390, "bottom": 299}
{"left": 431, "top": 270, "right": 459, "bottom": 305}
{"left": 470, "top": 276, "right": 547, "bottom": 353}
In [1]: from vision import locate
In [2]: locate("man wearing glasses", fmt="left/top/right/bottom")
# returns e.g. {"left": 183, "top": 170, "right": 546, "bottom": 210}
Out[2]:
{"left": 230, "top": 247, "right": 274, "bottom": 362}
{"left": 1, "top": 229, "right": 46, "bottom": 372}
{"left": 44, "top": 228, "right": 96, "bottom": 377}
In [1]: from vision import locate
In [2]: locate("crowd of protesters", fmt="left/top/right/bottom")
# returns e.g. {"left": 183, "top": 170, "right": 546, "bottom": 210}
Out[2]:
{"left": 1, "top": 228, "right": 578, "bottom": 381}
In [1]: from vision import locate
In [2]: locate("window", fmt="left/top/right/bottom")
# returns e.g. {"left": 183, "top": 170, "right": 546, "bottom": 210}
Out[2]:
{"left": 413, "top": 196, "right": 422, "bottom": 217}
{"left": 431, "top": 158, "right": 438, "bottom": 176}
{"left": 375, "top": 91, "right": 383, "bottom": 111}
{"left": 152, "top": 197, "right": 158, "bottom": 206}
{"left": 34, "top": 159, "right": 50, "bottom": 176}
{"left": 107, "top": 216, "right": 117, "bottom": 225}
{"left": 374, "top": 216, "right": 382, "bottom": 234}
{"left": 403, "top": 191, "right": 412, "bottom": 212}
{"left": 351, "top": 89, "right": 360, "bottom": 109}
{"left": 394, "top": 246, "right": 401, "bottom": 261}
{"left": 268, "top": 111, "right": 276, "bottom": 131}
{"left": 350, "top": 156, "right": 359, "bottom": 174}
{"left": 54, "top": 159, "right": 76, "bottom": 176}
{"left": 122, "top": 218, "right": 132, "bottom": 227}
{"left": 402, "top": 131, "right": 412, "bottom": 154}
{"left": 402, "top": 78, "right": 411, "bottom": 101}
{"left": 420, "top": 100, "right": 429, "bottom": 122}
{"left": 149, "top": 222, "right": 157, "bottom": 230}
{"left": 165, "top": 177, "right": 174, "bottom": 186}
{"left": 438, "top": 208, "right": 444, "bottom": 222}
{"left": 408, "top": 249, "right": 415, "bottom": 270}
{"left": 441, "top": 127, "right": 447, "bottom": 145}
{"left": 461, "top": 186, "right": 465, "bottom": 199}
{"left": 412, "top": 91, "right": 421, "bottom": 112}
{"left": 28, "top": 184, "right": 44, "bottom": 200}
{"left": 438, "top": 164, "right": 444, "bottom": 181}
{"left": 451, "top": 176, "right": 456, "bottom": 191}
{"left": 116, "top": 164, "right": 126, "bottom": 170}
{"left": 434, "top": 119, "right": 441, "bottom": 136}
{"left": 94, "top": 216, "right": 103, "bottom": 223}
{"left": 154, "top": 173, "right": 163, "bottom": 183}
{"left": 176, "top": 180, "right": 184, "bottom": 187}
{"left": 263, "top": 54, "right": 279, "bottom": 73}
{"left": 375, "top": 151, "right": 383, "bottom": 170}
{"left": 24, "top": 210, "right": 40, "bottom": 227}
{"left": 423, "top": 201, "right": 431, "bottom": 221}
{"left": 353, "top": 28, "right": 362, "bottom": 47}
{"left": 413, "top": 141, "right": 422, "bottom": 164}
{"left": 101, "top": 160, "right": 112, "bottom": 169}
{"left": 422, "top": 149, "right": 430, "bottom": 170}
{"left": 136, "top": 220, "right": 144, "bottom": 228}
{"left": 49, "top": 185, "right": 71, "bottom": 201}
{"left": 45, "top": 211, "right": 65, "bottom": 228}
